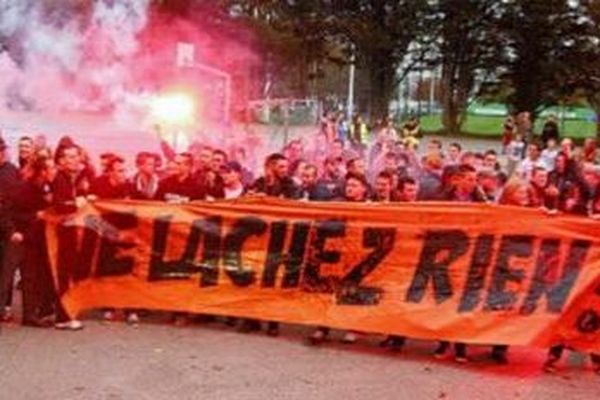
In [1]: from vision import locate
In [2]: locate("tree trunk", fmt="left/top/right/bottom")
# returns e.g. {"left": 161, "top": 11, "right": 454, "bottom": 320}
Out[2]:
{"left": 440, "top": 64, "right": 470, "bottom": 136}
{"left": 512, "top": 72, "right": 539, "bottom": 143}
{"left": 368, "top": 62, "right": 396, "bottom": 121}
{"left": 441, "top": 102, "right": 461, "bottom": 136}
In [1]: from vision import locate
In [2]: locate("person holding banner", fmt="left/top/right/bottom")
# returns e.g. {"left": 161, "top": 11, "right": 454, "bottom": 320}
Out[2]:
{"left": 379, "top": 173, "right": 409, "bottom": 352}
{"left": 0, "top": 136, "right": 22, "bottom": 323}
{"left": 543, "top": 186, "right": 600, "bottom": 374}
{"left": 308, "top": 172, "right": 369, "bottom": 346}
{"left": 51, "top": 143, "right": 90, "bottom": 330}
{"left": 204, "top": 149, "right": 228, "bottom": 200}
{"left": 315, "top": 156, "right": 344, "bottom": 200}
{"left": 0, "top": 188, "right": 24, "bottom": 324}
{"left": 90, "top": 156, "right": 141, "bottom": 325}
{"left": 298, "top": 164, "right": 331, "bottom": 201}
{"left": 527, "top": 167, "right": 559, "bottom": 210}
{"left": 418, "top": 154, "right": 444, "bottom": 201}
{"left": 90, "top": 156, "right": 130, "bottom": 201}
{"left": 130, "top": 152, "right": 160, "bottom": 200}
{"left": 240, "top": 153, "right": 300, "bottom": 336}
{"left": 435, "top": 164, "right": 512, "bottom": 363}
{"left": 371, "top": 171, "right": 398, "bottom": 202}
{"left": 155, "top": 152, "right": 205, "bottom": 202}
{"left": 396, "top": 177, "right": 419, "bottom": 202}
{"left": 498, "top": 178, "right": 530, "bottom": 206}
{"left": 11, "top": 156, "right": 56, "bottom": 327}
{"left": 219, "top": 161, "right": 246, "bottom": 200}
{"left": 247, "top": 153, "right": 299, "bottom": 200}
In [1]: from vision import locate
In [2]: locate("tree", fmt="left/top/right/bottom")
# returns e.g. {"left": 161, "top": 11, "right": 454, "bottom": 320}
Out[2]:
{"left": 432, "top": 0, "right": 503, "bottom": 135}
{"left": 329, "top": 0, "right": 429, "bottom": 119}
{"left": 225, "top": 1, "right": 334, "bottom": 98}
{"left": 570, "top": 0, "right": 600, "bottom": 138}
{"left": 484, "top": 0, "right": 589, "bottom": 141}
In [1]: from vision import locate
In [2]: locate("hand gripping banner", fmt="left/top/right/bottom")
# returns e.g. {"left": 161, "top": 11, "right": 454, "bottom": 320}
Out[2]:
{"left": 43, "top": 198, "right": 600, "bottom": 351}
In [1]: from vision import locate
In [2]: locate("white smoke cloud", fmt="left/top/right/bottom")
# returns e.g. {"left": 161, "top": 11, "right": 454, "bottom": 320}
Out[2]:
{"left": 91, "top": 0, "right": 149, "bottom": 56}
{"left": 0, "top": 0, "right": 29, "bottom": 36}
{"left": 0, "top": 0, "right": 151, "bottom": 113}
{"left": 0, "top": 0, "right": 264, "bottom": 162}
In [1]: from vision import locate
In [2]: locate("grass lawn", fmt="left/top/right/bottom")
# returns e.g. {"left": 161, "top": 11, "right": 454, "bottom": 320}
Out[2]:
{"left": 420, "top": 114, "right": 597, "bottom": 139}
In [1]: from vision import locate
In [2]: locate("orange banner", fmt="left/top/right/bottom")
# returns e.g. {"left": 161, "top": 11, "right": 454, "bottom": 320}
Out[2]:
{"left": 43, "top": 198, "right": 600, "bottom": 351}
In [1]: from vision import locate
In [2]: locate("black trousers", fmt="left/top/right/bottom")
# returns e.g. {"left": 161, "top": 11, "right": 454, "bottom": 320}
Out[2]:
{"left": 549, "top": 345, "right": 600, "bottom": 364}
{"left": 438, "top": 341, "right": 467, "bottom": 354}
{"left": 0, "top": 240, "right": 23, "bottom": 311}
{"left": 21, "top": 232, "right": 55, "bottom": 321}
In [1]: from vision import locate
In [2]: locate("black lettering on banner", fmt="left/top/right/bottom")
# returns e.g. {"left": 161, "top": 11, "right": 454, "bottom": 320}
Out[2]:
{"left": 55, "top": 215, "right": 99, "bottom": 295}
{"left": 180, "top": 217, "right": 222, "bottom": 286}
{"left": 458, "top": 234, "right": 495, "bottom": 312}
{"left": 95, "top": 211, "right": 138, "bottom": 277}
{"left": 337, "top": 227, "right": 396, "bottom": 305}
{"left": 485, "top": 235, "right": 532, "bottom": 311}
{"left": 222, "top": 216, "right": 268, "bottom": 287}
{"left": 148, "top": 215, "right": 182, "bottom": 281}
{"left": 406, "top": 230, "right": 469, "bottom": 305}
{"left": 180, "top": 218, "right": 208, "bottom": 278}
{"left": 148, "top": 215, "right": 224, "bottom": 284}
{"left": 520, "top": 239, "right": 591, "bottom": 315}
{"left": 262, "top": 221, "right": 311, "bottom": 288}
{"left": 197, "top": 216, "right": 223, "bottom": 287}
{"left": 302, "top": 219, "right": 346, "bottom": 292}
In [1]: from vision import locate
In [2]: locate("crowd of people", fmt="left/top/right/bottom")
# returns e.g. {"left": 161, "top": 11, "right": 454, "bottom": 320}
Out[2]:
{"left": 1, "top": 112, "right": 599, "bottom": 374}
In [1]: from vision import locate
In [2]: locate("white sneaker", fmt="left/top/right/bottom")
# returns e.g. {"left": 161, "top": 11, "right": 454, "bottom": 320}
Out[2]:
{"left": 103, "top": 310, "right": 115, "bottom": 321}
{"left": 55, "top": 320, "right": 84, "bottom": 331}
{"left": 341, "top": 332, "right": 358, "bottom": 344}
{"left": 126, "top": 312, "right": 140, "bottom": 325}
{"left": 1, "top": 306, "right": 13, "bottom": 322}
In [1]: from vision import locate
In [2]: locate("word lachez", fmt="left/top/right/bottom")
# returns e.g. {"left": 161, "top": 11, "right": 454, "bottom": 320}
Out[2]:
{"left": 53, "top": 211, "right": 593, "bottom": 315}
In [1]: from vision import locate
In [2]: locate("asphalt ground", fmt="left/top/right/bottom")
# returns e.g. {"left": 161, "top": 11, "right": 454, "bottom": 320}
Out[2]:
{"left": 1, "top": 303, "right": 600, "bottom": 400}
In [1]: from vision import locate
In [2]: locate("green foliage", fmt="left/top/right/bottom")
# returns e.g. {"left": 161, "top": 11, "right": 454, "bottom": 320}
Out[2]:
{"left": 420, "top": 114, "right": 596, "bottom": 139}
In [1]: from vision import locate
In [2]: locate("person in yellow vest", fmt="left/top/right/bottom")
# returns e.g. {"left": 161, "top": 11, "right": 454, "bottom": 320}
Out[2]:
{"left": 349, "top": 114, "right": 370, "bottom": 151}
{"left": 402, "top": 116, "right": 420, "bottom": 149}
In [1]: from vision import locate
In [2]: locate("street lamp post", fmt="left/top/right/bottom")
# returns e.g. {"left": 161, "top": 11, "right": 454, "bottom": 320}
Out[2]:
{"left": 347, "top": 44, "right": 356, "bottom": 121}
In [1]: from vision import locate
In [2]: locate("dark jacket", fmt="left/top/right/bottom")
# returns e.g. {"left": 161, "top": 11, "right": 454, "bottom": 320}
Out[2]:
{"left": 418, "top": 171, "right": 443, "bottom": 201}
{"left": 155, "top": 175, "right": 205, "bottom": 201}
{"left": 11, "top": 180, "right": 49, "bottom": 239}
{"left": 315, "top": 177, "right": 344, "bottom": 200}
{"left": 52, "top": 169, "right": 92, "bottom": 213}
{"left": 0, "top": 161, "right": 20, "bottom": 197}
{"left": 299, "top": 183, "right": 335, "bottom": 201}
{"left": 442, "top": 187, "right": 487, "bottom": 203}
{"left": 250, "top": 176, "right": 300, "bottom": 199}
{"left": 90, "top": 175, "right": 130, "bottom": 200}
{"left": 203, "top": 172, "right": 225, "bottom": 200}
{"left": 0, "top": 191, "right": 15, "bottom": 240}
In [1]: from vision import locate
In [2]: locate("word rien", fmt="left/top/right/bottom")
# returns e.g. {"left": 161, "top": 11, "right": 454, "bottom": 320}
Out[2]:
{"left": 53, "top": 211, "right": 592, "bottom": 315}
